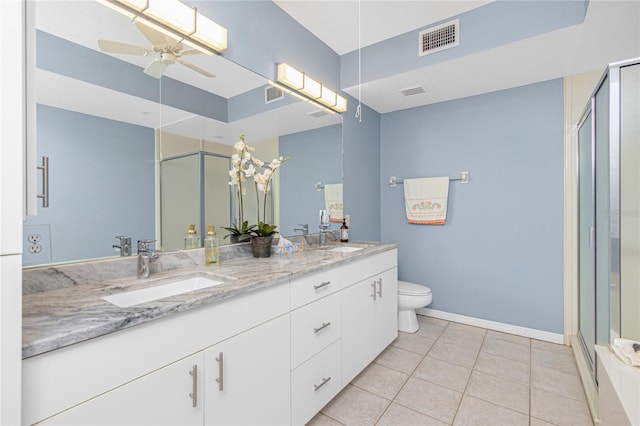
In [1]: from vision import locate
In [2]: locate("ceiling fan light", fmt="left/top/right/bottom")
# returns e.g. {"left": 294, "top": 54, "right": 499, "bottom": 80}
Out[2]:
{"left": 277, "top": 63, "right": 304, "bottom": 90}
{"left": 320, "top": 85, "right": 337, "bottom": 106}
{"left": 145, "top": 0, "right": 195, "bottom": 35}
{"left": 301, "top": 75, "right": 321, "bottom": 99}
{"left": 192, "top": 14, "right": 228, "bottom": 52}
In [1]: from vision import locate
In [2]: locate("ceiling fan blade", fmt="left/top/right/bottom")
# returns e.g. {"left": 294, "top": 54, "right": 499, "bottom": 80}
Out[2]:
{"left": 178, "top": 60, "right": 216, "bottom": 78}
{"left": 98, "top": 39, "right": 150, "bottom": 56}
{"left": 134, "top": 21, "right": 171, "bottom": 47}
{"left": 143, "top": 60, "right": 169, "bottom": 79}
{"left": 179, "top": 49, "right": 203, "bottom": 57}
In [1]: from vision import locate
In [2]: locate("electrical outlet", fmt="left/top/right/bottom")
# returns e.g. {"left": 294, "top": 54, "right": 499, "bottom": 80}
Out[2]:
{"left": 23, "top": 224, "right": 52, "bottom": 264}
{"left": 28, "top": 233, "right": 41, "bottom": 243}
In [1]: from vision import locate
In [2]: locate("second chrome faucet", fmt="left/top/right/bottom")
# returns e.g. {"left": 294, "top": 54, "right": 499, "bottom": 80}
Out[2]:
{"left": 137, "top": 239, "right": 160, "bottom": 279}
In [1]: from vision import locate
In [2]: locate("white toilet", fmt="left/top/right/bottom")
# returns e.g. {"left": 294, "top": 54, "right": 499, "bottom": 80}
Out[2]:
{"left": 397, "top": 280, "right": 432, "bottom": 333}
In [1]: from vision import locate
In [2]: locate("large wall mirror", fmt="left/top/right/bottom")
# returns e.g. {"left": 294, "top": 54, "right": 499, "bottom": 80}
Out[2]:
{"left": 24, "top": 0, "right": 343, "bottom": 266}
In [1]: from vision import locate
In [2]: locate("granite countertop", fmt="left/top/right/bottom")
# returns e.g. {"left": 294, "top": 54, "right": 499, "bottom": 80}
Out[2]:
{"left": 23, "top": 241, "right": 397, "bottom": 359}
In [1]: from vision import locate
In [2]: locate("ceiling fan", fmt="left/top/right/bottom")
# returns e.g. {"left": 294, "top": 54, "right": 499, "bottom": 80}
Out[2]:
{"left": 97, "top": 21, "right": 215, "bottom": 79}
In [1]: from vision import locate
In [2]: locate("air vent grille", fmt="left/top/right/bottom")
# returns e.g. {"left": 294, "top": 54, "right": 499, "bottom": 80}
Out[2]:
{"left": 400, "top": 85, "right": 426, "bottom": 97}
{"left": 265, "top": 85, "right": 284, "bottom": 104}
{"left": 309, "top": 109, "right": 329, "bottom": 118}
{"left": 418, "top": 19, "right": 459, "bottom": 57}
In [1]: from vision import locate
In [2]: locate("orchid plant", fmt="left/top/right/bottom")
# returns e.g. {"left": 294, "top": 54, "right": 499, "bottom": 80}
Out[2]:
{"left": 223, "top": 134, "right": 289, "bottom": 240}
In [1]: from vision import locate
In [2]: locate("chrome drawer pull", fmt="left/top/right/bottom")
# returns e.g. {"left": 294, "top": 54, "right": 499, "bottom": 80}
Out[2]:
{"left": 371, "top": 281, "right": 377, "bottom": 300}
{"left": 189, "top": 365, "right": 198, "bottom": 407}
{"left": 215, "top": 352, "right": 224, "bottom": 391}
{"left": 376, "top": 278, "right": 382, "bottom": 297}
{"left": 313, "top": 281, "right": 331, "bottom": 290}
{"left": 37, "top": 156, "right": 49, "bottom": 208}
{"left": 314, "top": 376, "right": 331, "bottom": 391}
{"left": 313, "top": 322, "right": 331, "bottom": 334}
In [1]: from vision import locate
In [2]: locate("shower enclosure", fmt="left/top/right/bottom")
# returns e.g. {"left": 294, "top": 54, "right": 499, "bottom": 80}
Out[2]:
{"left": 577, "top": 58, "right": 640, "bottom": 382}
{"left": 160, "top": 152, "right": 232, "bottom": 251}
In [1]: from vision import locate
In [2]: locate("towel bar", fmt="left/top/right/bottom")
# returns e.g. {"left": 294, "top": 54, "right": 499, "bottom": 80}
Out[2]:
{"left": 389, "top": 171, "right": 469, "bottom": 187}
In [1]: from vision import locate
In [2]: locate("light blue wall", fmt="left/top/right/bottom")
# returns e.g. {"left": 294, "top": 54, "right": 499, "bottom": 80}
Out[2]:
{"left": 24, "top": 105, "right": 155, "bottom": 265}
{"left": 279, "top": 124, "right": 343, "bottom": 236}
{"left": 380, "top": 79, "right": 564, "bottom": 333}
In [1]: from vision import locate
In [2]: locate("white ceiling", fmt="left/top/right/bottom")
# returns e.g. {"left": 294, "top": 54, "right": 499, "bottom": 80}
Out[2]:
{"left": 274, "top": 0, "right": 640, "bottom": 113}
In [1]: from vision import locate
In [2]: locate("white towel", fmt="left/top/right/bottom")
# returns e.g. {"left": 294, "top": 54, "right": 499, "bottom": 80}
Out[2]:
{"left": 324, "top": 183, "right": 343, "bottom": 223}
{"left": 612, "top": 338, "right": 640, "bottom": 367}
{"left": 403, "top": 177, "right": 450, "bottom": 225}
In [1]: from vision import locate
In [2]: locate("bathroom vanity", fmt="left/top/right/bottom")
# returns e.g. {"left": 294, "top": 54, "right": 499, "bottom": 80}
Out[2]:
{"left": 22, "top": 243, "right": 398, "bottom": 425}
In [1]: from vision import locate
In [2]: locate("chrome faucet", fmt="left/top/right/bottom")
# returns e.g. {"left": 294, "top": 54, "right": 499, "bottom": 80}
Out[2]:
{"left": 319, "top": 210, "right": 331, "bottom": 246}
{"left": 137, "top": 239, "right": 160, "bottom": 279}
{"left": 112, "top": 236, "right": 132, "bottom": 257}
{"left": 293, "top": 224, "right": 309, "bottom": 235}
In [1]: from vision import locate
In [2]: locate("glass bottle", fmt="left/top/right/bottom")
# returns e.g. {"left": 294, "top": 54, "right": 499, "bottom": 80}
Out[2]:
{"left": 340, "top": 219, "right": 349, "bottom": 242}
{"left": 184, "top": 224, "right": 199, "bottom": 249}
{"left": 204, "top": 225, "right": 220, "bottom": 265}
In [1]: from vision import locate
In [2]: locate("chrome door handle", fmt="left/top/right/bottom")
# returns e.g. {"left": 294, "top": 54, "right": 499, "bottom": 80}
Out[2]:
{"left": 313, "top": 376, "right": 331, "bottom": 391}
{"left": 313, "top": 281, "right": 331, "bottom": 290}
{"left": 37, "top": 156, "right": 49, "bottom": 208}
{"left": 215, "top": 352, "right": 224, "bottom": 391}
{"left": 376, "top": 278, "right": 382, "bottom": 297}
{"left": 371, "top": 281, "right": 377, "bottom": 300}
{"left": 189, "top": 365, "right": 198, "bottom": 408}
{"left": 313, "top": 322, "right": 331, "bottom": 333}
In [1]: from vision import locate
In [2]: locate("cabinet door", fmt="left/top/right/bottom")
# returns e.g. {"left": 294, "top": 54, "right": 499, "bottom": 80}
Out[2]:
{"left": 341, "top": 278, "right": 376, "bottom": 384}
{"left": 42, "top": 353, "right": 204, "bottom": 425}
{"left": 204, "top": 314, "right": 290, "bottom": 425}
{"left": 374, "top": 268, "right": 398, "bottom": 355}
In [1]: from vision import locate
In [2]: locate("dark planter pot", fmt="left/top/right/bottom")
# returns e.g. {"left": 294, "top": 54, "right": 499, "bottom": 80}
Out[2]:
{"left": 251, "top": 235, "right": 273, "bottom": 258}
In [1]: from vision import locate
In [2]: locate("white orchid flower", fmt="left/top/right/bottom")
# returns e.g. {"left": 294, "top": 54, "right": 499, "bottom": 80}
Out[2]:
{"left": 234, "top": 141, "right": 245, "bottom": 152}
{"left": 253, "top": 158, "right": 264, "bottom": 167}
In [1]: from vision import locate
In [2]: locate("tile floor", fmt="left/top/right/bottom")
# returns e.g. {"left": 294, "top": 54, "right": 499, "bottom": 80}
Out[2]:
{"left": 309, "top": 315, "right": 593, "bottom": 426}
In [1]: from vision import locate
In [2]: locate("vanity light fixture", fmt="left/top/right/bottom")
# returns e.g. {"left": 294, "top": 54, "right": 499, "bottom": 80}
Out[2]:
{"left": 97, "top": 0, "right": 228, "bottom": 54}
{"left": 276, "top": 63, "right": 347, "bottom": 113}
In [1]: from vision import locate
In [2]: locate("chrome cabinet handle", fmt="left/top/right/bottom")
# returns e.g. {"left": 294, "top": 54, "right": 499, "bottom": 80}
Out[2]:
{"left": 215, "top": 352, "right": 224, "bottom": 391}
{"left": 189, "top": 365, "right": 198, "bottom": 408}
{"left": 37, "top": 156, "right": 49, "bottom": 208}
{"left": 313, "top": 281, "right": 331, "bottom": 290}
{"left": 314, "top": 322, "right": 331, "bottom": 334}
{"left": 377, "top": 278, "right": 382, "bottom": 297}
{"left": 314, "top": 376, "right": 331, "bottom": 391}
{"left": 371, "top": 281, "right": 377, "bottom": 300}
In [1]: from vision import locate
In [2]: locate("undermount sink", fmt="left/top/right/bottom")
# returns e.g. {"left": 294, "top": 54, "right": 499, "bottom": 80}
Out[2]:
{"left": 102, "top": 276, "right": 224, "bottom": 308}
{"left": 327, "top": 246, "right": 365, "bottom": 253}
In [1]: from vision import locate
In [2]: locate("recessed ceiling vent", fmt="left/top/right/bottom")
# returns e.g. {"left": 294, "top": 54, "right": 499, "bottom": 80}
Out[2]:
{"left": 309, "top": 109, "right": 330, "bottom": 118}
{"left": 265, "top": 85, "right": 284, "bottom": 104}
{"left": 400, "top": 85, "right": 426, "bottom": 97}
{"left": 418, "top": 19, "right": 459, "bottom": 57}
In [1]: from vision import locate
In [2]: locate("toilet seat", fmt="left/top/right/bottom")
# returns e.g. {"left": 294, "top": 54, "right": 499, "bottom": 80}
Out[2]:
{"left": 398, "top": 280, "right": 431, "bottom": 296}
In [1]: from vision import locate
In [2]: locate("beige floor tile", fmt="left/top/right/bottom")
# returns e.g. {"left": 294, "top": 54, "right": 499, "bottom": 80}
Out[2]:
{"left": 531, "top": 339, "right": 572, "bottom": 355}
{"left": 374, "top": 345, "right": 423, "bottom": 374}
{"left": 447, "top": 322, "right": 488, "bottom": 336}
{"left": 395, "top": 376, "right": 462, "bottom": 424}
{"left": 417, "top": 315, "right": 449, "bottom": 329}
{"left": 392, "top": 332, "right": 435, "bottom": 355}
{"left": 530, "top": 416, "right": 559, "bottom": 426}
{"left": 486, "top": 330, "right": 531, "bottom": 347}
{"left": 307, "top": 412, "right": 344, "bottom": 426}
{"left": 438, "top": 327, "right": 486, "bottom": 350}
{"left": 414, "top": 355, "right": 472, "bottom": 392}
{"left": 321, "top": 385, "right": 390, "bottom": 426}
{"left": 415, "top": 323, "right": 447, "bottom": 340}
{"left": 532, "top": 348, "right": 579, "bottom": 375}
{"left": 428, "top": 339, "right": 480, "bottom": 368}
{"left": 376, "top": 403, "right": 448, "bottom": 426}
{"left": 482, "top": 337, "right": 531, "bottom": 363}
{"left": 352, "top": 362, "right": 409, "bottom": 400}
{"left": 532, "top": 365, "right": 587, "bottom": 402}
{"left": 466, "top": 370, "right": 529, "bottom": 414}
{"left": 531, "top": 387, "right": 593, "bottom": 426}
{"left": 474, "top": 351, "right": 530, "bottom": 384}
{"left": 453, "top": 395, "right": 529, "bottom": 426}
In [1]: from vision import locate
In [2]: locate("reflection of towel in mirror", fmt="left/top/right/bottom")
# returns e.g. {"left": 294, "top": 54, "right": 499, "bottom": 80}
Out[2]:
{"left": 403, "top": 177, "right": 450, "bottom": 225}
{"left": 324, "top": 184, "right": 343, "bottom": 223}
{"left": 612, "top": 338, "right": 640, "bottom": 367}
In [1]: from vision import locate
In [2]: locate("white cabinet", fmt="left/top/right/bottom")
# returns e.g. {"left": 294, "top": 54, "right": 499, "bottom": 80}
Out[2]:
{"left": 341, "top": 250, "right": 398, "bottom": 384}
{"left": 204, "top": 314, "right": 290, "bottom": 426}
{"left": 43, "top": 353, "right": 204, "bottom": 425}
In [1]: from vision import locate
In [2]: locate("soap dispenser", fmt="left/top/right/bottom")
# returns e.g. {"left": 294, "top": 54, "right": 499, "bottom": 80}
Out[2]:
{"left": 340, "top": 219, "right": 349, "bottom": 242}
{"left": 184, "top": 224, "right": 199, "bottom": 249}
{"left": 204, "top": 225, "right": 220, "bottom": 265}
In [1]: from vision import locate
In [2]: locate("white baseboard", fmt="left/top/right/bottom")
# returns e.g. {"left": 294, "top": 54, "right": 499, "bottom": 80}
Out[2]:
{"left": 416, "top": 308, "right": 565, "bottom": 344}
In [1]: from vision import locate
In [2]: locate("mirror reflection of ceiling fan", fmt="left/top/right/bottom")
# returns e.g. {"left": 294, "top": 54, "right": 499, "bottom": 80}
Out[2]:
{"left": 97, "top": 21, "right": 215, "bottom": 79}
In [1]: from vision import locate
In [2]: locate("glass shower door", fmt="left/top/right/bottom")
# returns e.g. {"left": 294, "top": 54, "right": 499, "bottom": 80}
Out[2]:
{"left": 578, "top": 104, "right": 596, "bottom": 374}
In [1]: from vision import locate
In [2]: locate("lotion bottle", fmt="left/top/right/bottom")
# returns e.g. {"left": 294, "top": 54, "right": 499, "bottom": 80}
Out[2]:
{"left": 340, "top": 219, "right": 349, "bottom": 242}
{"left": 204, "top": 225, "right": 220, "bottom": 265}
{"left": 184, "top": 224, "right": 199, "bottom": 249}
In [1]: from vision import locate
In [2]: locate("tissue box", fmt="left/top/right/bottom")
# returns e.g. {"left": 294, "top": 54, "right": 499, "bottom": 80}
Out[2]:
{"left": 271, "top": 241, "right": 304, "bottom": 256}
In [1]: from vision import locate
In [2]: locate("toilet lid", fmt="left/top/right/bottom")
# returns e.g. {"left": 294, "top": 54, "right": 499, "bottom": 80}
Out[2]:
{"left": 398, "top": 281, "right": 431, "bottom": 296}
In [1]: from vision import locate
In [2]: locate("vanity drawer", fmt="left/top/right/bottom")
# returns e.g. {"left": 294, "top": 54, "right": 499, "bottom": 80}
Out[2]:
{"left": 291, "top": 340, "right": 341, "bottom": 426}
{"left": 342, "top": 249, "right": 397, "bottom": 288}
{"left": 290, "top": 268, "right": 341, "bottom": 309}
{"left": 291, "top": 292, "right": 341, "bottom": 369}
